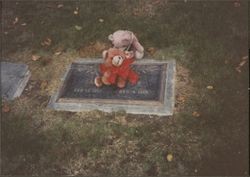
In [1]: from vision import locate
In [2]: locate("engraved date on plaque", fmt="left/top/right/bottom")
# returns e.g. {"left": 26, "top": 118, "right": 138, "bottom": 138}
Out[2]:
{"left": 73, "top": 88, "right": 150, "bottom": 95}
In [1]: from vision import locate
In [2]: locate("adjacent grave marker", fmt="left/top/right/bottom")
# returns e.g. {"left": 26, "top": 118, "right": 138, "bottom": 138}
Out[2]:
{"left": 1, "top": 62, "right": 31, "bottom": 100}
{"left": 48, "top": 59, "right": 175, "bottom": 116}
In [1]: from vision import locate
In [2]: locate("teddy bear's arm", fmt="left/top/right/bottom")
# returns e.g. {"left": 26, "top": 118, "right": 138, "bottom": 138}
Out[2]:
{"left": 133, "top": 37, "right": 144, "bottom": 53}
{"left": 102, "top": 50, "right": 108, "bottom": 59}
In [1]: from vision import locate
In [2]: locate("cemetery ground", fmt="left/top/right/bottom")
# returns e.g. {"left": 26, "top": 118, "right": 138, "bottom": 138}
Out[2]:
{"left": 1, "top": 1, "right": 249, "bottom": 176}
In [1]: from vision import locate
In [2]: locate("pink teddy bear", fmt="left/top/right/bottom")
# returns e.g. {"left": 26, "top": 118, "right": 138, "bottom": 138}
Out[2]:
{"left": 102, "top": 30, "right": 144, "bottom": 60}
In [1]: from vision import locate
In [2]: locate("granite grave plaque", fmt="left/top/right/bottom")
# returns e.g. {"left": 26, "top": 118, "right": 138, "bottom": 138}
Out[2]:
{"left": 1, "top": 62, "right": 31, "bottom": 100}
{"left": 48, "top": 59, "right": 175, "bottom": 116}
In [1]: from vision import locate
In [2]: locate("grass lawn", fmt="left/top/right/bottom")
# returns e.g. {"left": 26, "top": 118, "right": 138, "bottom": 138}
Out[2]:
{"left": 1, "top": 0, "right": 249, "bottom": 176}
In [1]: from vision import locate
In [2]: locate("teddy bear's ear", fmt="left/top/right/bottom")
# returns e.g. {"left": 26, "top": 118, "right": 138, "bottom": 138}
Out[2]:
{"left": 108, "top": 34, "right": 114, "bottom": 41}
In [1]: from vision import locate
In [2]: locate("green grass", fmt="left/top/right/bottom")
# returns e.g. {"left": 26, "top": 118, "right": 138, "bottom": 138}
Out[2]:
{"left": 1, "top": 0, "right": 248, "bottom": 176}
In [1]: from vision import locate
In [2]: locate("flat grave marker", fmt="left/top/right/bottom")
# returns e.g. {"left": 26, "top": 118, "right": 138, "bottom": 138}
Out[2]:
{"left": 48, "top": 59, "right": 175, "bottom": 116}
{"left": 1, "top": 62, "right": 31, "bottom": 100}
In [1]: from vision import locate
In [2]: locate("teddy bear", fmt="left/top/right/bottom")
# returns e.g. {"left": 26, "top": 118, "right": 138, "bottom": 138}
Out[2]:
{"left": 94, "top": 48, "right": 139, "bottom": 88}
{"left": 106, "top": 30, "right": 144, "bottom": 59}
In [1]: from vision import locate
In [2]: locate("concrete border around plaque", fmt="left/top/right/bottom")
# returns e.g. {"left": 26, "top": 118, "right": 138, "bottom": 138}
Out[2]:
{"left": 48, "top": 59, "right": 176, "bottom": 116}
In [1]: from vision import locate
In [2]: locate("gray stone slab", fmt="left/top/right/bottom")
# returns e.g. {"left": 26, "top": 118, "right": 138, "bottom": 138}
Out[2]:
{"left": 48, "top": 59, "right": 176, "bottom": 116}
{"left": 1, "top": 62, "right": 31, "bottom": 100}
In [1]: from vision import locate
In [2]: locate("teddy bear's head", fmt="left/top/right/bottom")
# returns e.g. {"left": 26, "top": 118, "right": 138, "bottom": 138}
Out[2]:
{"left": 108, "top": 30, "right": 144, "bottom": 59}
{"left": 103, "top": 48, "right": 128, "bottom": 67}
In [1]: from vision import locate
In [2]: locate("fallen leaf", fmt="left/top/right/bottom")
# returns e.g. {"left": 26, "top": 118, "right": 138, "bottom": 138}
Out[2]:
{"left": 235, "top": 56, "right": 248, "bottom": 73}
{"left": 21, "top": 23, "right": 27, "bottom": 26}
{"left": 98, "top": 18, "right": 104, "bottom": 23}
{"left": 31, "top": 54, "right": 41, "bottom": 61}
{"left": 40, "top": 80, "right": 48, "bottom": 90}
{"left": 177, "top": 96, "right": 185, "bottom": 103}
{"left": 93, "top": 41, "right": 106, "bottom": 51}
{"left": 242, "top": 55, "right": 248, "bottom": 60}
{"left": 75, "top": 25, "right": 82, "bottom": 30}
{"left": 57, "top": 4, "right": 64, "bottom": 8}
{"left": 192, "top": 111, "right": 200, "bottom": 117}
{"left": 2, "top": 104, "right": 10, "bottom": 113}
{"left": 53, "top": 46, "right": 65, "bottom": 56}
{"left": 4, "top": 31, "right": 8, "bottom": 35}
{"left": 13, "top": 17, "right": 19, "bottom": 24}
{"left": 41, "top": 37, "right": 52, "bottom": 47}
{"left": 234, "top": 2, "right": 240, "bottom": 7}
{"left": 45, "top": 38, "right": 52, "bottom": 46}
{"left": 238, "top": 60, "right": 247, "bottom": 67}
{"left": 236, "top": 67, "right": 241, "bottom": 73}
{"left": 166, "top": 154, "right": 173, "bottom": 162}
{"left": 147, "top": 47, "right": 157, "bottom": 55}
{"left": 133, "top": 12, "right": 139, "bottom": 16}
{"left": 54, "top": 51, "right": 62, "bottom": 56}
{"left": 74, "top": 7, "right": 79, "bottom": 15}
{"left": 206, "top": 85, "right": 213, "bottom": 90}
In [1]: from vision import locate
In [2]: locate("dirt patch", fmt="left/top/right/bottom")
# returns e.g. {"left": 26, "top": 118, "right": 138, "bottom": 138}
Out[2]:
{"left": 174, "top": 63, "right": 194, "bottom": 113}
{"left": 78, "top": 41, "right": 110, "bottom": 58}
{"left": 121, "top": 0, "right": 167, "bottom": 18}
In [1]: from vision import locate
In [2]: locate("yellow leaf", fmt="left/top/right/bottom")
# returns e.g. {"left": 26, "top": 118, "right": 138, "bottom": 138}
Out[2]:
{"left": 74, "top": 8, "right": 79, "bottom": 15}
{"left": 192, "top": 111, "right": 200, "bottom": 117}
{"left": 57, "top": 4, "right": 64, "bottom": 8}
{"left": 238, "top": 60, "right": 247, "bottom": 67}
{"left": 54, "top": 51, "right": 62, "bottom": 56}
{"left": 53, "top": 46, "right": 65, "bottom": 56}
{"left": 41, "top": 37, "right": 52, "bottom": 47}
{"left": 166, "top": 154, "right": 173, "bottom": 162}
{"left": 31, "top": 54, "right": 41, "bottom": 61}
{"left": 206, "top": 85, "right": 213, "bottom": 90}
{"left": 13, "top": 17, "right": 19, "bottom": 25}
{"left": 75, "top": 25, "right": 82, "bottom": 30}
